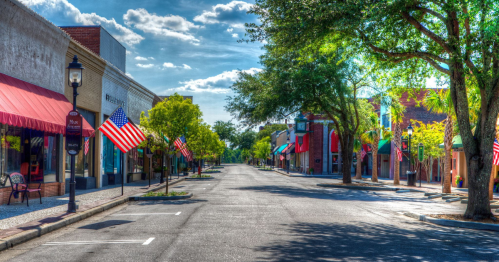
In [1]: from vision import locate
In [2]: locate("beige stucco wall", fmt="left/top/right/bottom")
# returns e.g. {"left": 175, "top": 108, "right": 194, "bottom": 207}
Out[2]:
{"left": 0, "top": 0, "right": 70, "bottom": 93}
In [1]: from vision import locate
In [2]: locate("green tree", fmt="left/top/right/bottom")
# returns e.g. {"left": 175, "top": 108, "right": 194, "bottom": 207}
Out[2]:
{"left": 141, "top": 93, "right": 202, "bottom": 193}
{"left": 232, "top": 130, "right": 257, "bottom": 150}
{"left": 410, "top": 120, "right": 445, "bottom": 183}
{"left": 187, "top": 123, "right": 221, "bottom": 174}
{"left": 246, "top": 0, "right": 499, "bottom": 219}
{"left": 241, "top": 149, "right": 251, "bottom": 163}
{"left": 212, "top": 120, "right": 236, "bottom": 143}
{"left": 361, "top": 113, "right": 381, "bottom": 182}
{"left": 257, "top": 124, "right": 288, "bottom": 140}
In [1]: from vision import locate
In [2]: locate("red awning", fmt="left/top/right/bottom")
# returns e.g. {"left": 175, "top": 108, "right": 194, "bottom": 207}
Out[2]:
{"left": 0, "top": 73, "right": 94, "bottom": 136}
{"left": 281, "top": 143, "right": 294, "bottom": 154}
{"left": 331, "top": 131, "right": 339, "bottom": 153}
{"left": 295, "top": 133, "right": 309, "bottom": 153}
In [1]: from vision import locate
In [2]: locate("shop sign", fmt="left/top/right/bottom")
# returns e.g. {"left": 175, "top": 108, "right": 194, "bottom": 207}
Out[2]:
{"left": 106, "top": 94, "right": 126, "bottom": 107}
{"left": 401, "top": 138, "right": 409, "bottom": 152}
{"left": 66, "top": 110, "right": 82, "bottom": 155}
{"left": 418, "top": 143, "right": 424, "bottom": 162}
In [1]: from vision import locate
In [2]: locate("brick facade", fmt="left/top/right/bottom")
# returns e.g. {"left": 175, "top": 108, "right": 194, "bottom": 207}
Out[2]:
{"left": 60, "top": 27, "right": 101, "bottom": 57}
{"left": 0, "top": 182, "right": 65, "bottom": 206}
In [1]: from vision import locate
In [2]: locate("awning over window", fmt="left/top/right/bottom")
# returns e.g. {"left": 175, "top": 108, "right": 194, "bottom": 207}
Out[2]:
{"left": 282, "top": 143, "right": 294, "bottom": 154}
{"left": 274, "top": 144, "right": 289, "bottom": 155}
{"left": 438, "top": 135, "right": 463, "bottom": 149}
{"left": 295, "top": 133, "right": 309, "bottom": 153}
{"left": 331, "top": 130, "right": 339, "bottom": 153}
{"left": 378, "top": 140, "right": 391, "bottom": 155}
{"left": 0, "top": 73, "right": 94, "bottom": 136}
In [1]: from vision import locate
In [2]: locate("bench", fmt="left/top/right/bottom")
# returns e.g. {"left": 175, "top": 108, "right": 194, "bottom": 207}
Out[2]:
{"left": 7, "top": 172, "right": 42, "bottom": 206}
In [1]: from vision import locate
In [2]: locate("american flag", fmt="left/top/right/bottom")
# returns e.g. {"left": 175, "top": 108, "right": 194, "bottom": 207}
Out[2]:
{"left": 361, "top": 147, "right": 366, "bottom": 159}
{"left": 493, "top": 139, "right": 499, "bottom": 166}
{"left": 98, "top": 107, "right": 146, "bottom": 153}
{"left": 396, "top": 147, "right": 403, "bottom": 162}
{"left": 174, "top": 136, "right": 193, "bottom": 161}
{"left": 84, "top": 137, "right": 89, "bottom": 155}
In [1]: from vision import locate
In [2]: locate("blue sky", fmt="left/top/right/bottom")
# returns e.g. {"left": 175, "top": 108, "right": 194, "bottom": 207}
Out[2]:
{"left": 20, "top": 0, "right": 264, "bottom": 127}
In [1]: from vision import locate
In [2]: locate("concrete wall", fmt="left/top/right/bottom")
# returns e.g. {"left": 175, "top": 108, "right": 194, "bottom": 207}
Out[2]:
{"left": 0, "top": 0, "right": 70, "bottom": 94}
{"left": 100, "top": 27, "right": 126, "bottom": 73}
{"left": 128, "top": 80, "right": 154, "bottom": 124}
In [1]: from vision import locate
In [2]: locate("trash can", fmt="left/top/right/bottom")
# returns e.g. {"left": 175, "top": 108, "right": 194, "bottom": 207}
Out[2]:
{"left": 407, "top": 171, "right": 416, "bottom": 186}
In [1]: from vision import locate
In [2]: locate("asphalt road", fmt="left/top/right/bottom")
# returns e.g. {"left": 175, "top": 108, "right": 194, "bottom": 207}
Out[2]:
{"left": 1, "top": 164, "right": 498, "bottom": 261}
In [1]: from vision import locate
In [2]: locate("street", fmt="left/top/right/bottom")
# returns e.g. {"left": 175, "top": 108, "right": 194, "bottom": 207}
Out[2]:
{"left": 1, "top": 164, "right": 498, "bottom": 261}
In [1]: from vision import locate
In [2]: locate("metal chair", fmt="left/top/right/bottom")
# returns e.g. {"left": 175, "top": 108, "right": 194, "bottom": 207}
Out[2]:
{"left": 7, "top": 172, "right": 42, "bottom": 206}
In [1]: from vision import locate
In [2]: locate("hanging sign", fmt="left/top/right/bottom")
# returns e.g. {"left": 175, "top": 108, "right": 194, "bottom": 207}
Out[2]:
{"left": 418, "top": 143, "right": 424, "bottom": 162}
{"left": 401, "top": 138, "right": 409, "bottom": 152}
{"left": 65, "top": 110, "right": 82, "bottom": 155}
{"left": 145, "top": 147, "right": 153, "bottom": 158}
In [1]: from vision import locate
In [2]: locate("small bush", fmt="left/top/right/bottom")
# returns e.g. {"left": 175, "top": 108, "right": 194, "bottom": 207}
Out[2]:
{"left": 143, "top": 191, "right": 187, "bottom": 197}
{"left": 191, "top": 175, "right": 212, "bottom": 178}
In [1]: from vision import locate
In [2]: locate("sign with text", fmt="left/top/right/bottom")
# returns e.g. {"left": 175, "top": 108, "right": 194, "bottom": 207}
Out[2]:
{"left": 401, "top": 138, "right": 409, "bottom": 152}
{"left": 418, "top": 143, "right": 424, "bottom": 162}
{"left": 66, "top": 110, "right": 82, "bottom": 155}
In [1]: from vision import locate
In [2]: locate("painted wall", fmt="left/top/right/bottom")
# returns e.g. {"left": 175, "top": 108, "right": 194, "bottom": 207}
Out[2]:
{"left": 100, "top": 28, "right": 126, "bottom": 72}
{"left": 0, "top": 0, "right": 70, "bottom": 94}
{"left": 127, "top": 80, "right": 154, "bottom": 124}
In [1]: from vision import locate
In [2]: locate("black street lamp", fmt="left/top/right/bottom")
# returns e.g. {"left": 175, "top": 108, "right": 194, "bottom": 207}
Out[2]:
{"left": 286, "top": 136, "right": 290, "bottom": 174}
{"left": 66, "top": 55, "right": 84, "bottom": 213}
{"left": 406, "top": 122, "right": 415, "bottom": 186}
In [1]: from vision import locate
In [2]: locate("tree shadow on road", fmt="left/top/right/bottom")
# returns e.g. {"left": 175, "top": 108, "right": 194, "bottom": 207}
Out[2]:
{"left": 255, "top": 221, "right": 495, "bottom": 261}
{"left": 234, "top": 185, "right": 433, "bottom": 203}
{"left": 130, "top": 199, "right": 208, "bottom": 206}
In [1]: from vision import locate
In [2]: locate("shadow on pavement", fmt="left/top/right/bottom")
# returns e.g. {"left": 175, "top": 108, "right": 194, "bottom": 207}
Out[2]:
{"left": 130, "top": 199, "right": 208, "bottom": 206}
{"left": 78, "top": 220, "right": 134, "bottom": 230}
{"left": 255, "top": 222, "right": 495, "bottom": 261}
{"left": 234, "top": 185, "right": 432, "bottom": 203}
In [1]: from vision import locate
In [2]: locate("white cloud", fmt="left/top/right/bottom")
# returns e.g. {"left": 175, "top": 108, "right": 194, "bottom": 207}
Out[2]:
{"left": 227, "top": 28, "right": 233, "bottom": 33}
{"left": 123, "top": 8, "right": 200, "bottom": 44}
{"left": 135, "top": 56, "right": 148, "bottom": 61}
{"left": 172, "top": 68, "right": 262, "bottom": 93}
{"left": 125, "top": 72, "right": 134, "bottom": 79}
{"left": 148, "top": 57, "right": 155, "bottom": 60}
{"left": 193, "top": 1, "right": 254, "bottom": 29}
{"left": 126, "top": 50, "right": 132, "bottom": 55}
{"left": 232, "top": 33, "right": 239, "bottom": 38}
{"left": 162, "top": 62, "right": 192, "bottom": 70}
{"left": 163, "top": 62, "right": 176, "bottom": 68}
{"left": 20, "top": 0, "right": 144, "bottom": 47}
{"left": 137, "top": 63, "right": 154, "bottom": 68}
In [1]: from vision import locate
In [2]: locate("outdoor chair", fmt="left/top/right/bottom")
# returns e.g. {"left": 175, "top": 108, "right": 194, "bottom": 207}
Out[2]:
{"left": 7, "top": 172, "right": 42, "bottom": 206}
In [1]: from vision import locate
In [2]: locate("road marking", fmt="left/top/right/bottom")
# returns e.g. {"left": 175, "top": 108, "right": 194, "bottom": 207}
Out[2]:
{"left": 175, "top": 212, "right": 181, "bottom": 215}
{"left": 142, "top": 238, "right": 155, "bottom": 245}
{"left": 43, "top": 239, "right": 150, "bottom": 246}
{"left": 111, "top": 213, "right": 179, "bottom": 216}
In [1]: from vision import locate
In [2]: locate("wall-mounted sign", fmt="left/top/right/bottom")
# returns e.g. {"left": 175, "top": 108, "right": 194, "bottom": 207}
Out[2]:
{"left": 66, "top": 110, "right": 82, "bottom": 155}
{"left": 401, "top": 138, "right": 409, "bottom": 152}
{"left": 106, "top": 94, "right": 126, "bottom": 107}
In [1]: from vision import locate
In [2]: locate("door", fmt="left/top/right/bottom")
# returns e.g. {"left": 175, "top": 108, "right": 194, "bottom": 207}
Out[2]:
{"left": 380, "top": 154, "right": 390, "bottom": 178}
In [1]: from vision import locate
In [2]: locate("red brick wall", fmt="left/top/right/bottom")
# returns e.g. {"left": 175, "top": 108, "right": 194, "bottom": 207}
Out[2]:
{"left": 0, "top": 182, "right": 65, "bottom": 206}
{"left": 60, "top": 27, "right": 101, "bottom": 55}
{"left": 308, "top": 115, "right": 324, "bottom": 174}
{"left": 398, "top": 89, "right": 446, "bottom": 130}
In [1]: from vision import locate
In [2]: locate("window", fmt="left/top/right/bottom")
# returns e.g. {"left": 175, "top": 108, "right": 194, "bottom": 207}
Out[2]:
{"left": 128, "top": 147, "right": 143, "bottom": 173}
{"left": 65, "top": 136, "right": 94, "bottom": 178}
{"left": 382, "top": 114, "right": 390, "bottom": 128}
{"left": 103, "top": 135, "right": 121, "bottom": 175}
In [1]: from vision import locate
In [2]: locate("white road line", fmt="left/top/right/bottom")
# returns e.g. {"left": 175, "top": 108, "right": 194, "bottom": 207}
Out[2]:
{"left": 111, "top": 213, "right": 179, "bottom": 216}
{"left": 142, "top": 238, "right": 155, "bottom": 245}
{"left": 175, "top": 212, "right": 181, "bottom": 215}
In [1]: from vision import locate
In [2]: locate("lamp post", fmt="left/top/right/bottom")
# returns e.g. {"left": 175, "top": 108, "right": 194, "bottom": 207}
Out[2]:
{"left": 66, "top": 55, "right": 84, "bottom": 213}
{"left": 286, "top": 136, "right": 290, "bottom": 174}
{"left": 407, "top": 123, "right": 415, "bottom": 186}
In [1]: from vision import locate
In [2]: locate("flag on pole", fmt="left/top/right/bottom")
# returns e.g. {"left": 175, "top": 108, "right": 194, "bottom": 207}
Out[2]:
{"left": 493, "top": 139, "right": 499, "bottom": 166}
{"left": 174, "top": 136, "right": 193, "bottom": 161}
{"left": 84, "top": 137, "right": 90, "bottom": 155}
{"left": 361, "top": 147, "right": 366, "bottom": 159}
{"left": 98, "top": 107, "right": 146, "bottom": 153}
{"left": 396, "top": 147, "right": 403, "bottom": 162}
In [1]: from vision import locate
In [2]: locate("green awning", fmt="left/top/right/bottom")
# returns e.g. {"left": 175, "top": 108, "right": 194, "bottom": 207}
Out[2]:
{"left": 378, "top": 140, "right": 391, "bottom": 155}
{"left": 438, "top": 135, "right": 462, "bottom": 149}
{"left": 274, "top": 144, "right": 289, "bottom": 155}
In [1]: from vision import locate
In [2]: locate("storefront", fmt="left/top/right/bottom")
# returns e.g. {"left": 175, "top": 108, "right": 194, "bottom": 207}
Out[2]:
{"left": 0, "top": 73, "right": 93, "bottom": 205}
{"left": 295, "top": 133, "right": 310, "bottom": 173}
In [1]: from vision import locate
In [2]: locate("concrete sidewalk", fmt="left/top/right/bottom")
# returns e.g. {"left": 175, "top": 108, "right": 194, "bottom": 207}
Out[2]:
{"left": 0, "top": 176, "right": 185, "bottom": 238}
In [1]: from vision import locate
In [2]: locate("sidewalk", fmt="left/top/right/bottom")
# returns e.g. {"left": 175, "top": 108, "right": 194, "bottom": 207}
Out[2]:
{"left": 273, "top": 168, "right": 339, "bottom": 178}
{"left": 0, "top": 176, "right": 184, "bottom": 238}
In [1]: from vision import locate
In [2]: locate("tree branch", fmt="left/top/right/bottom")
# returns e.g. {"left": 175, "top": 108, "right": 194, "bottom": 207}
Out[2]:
{"left": 400, "top": 11, "right": 452, "bottom": 53}
{"left": 412, "top": 6, "right": 446, "bottom": 23}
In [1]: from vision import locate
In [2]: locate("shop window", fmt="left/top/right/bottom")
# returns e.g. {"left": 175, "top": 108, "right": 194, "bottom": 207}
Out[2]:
{"left": 128, "top": 147, "right": 144, "bottom": 173}
{"left": 0, "top": 124, "right": 22, "bottom": 187}
{"left": 103, "top": 135, "right": 121, "bottom": 175}
{"left": 65, "top": 137, "right": 94, "bottom": 178}
{"left": 44, "top": 134, "right": 58, "bottom": 183}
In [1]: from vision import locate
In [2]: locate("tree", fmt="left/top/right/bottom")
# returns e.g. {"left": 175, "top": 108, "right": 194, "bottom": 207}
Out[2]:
{"left": 227, "top": 49, "right": 374, "bottom": 184}
{"left": 187, "top": 123, "right": 222, "bottom": 174}
{"left": 410, "top": 120, "right": 445, "bottom": 183}
{"left": 212, "top": 120, "right": 236, "bottom": 143}
{"left": 141, "top": 93, "right": 202, "bottom": 193}
{"left": 390, "top": 98, "right": 406, "bottom": 185}
{"left": 232, "top": 130, "right": 257, "bottom": 150}
{"left": 241, "top": 149, "right": 251, "bottom": 163}
{"left": 257, "top": 124, "right": 288, "bottom": 140}
{"left": 362, "top": 113, "right": 381, "bottom": 182}
{"left": 246, "top": 0, "right": 499, "bottom": 219}
{"left": 354, "top": 100, "right": 375, "bottom": 179}
{"left": 253, "top": 137, "right": 271, "bottom": 168}
{"left": 424, "top": 89, "right": 455, "bottom": 193}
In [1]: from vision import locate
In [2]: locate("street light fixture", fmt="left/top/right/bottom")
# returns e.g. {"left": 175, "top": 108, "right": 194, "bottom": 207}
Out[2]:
{"left": 286, "top": 136, "right": 290, "bottom": 174}
{"left": 66, "top": 55, "right": 84, "bottom": 213}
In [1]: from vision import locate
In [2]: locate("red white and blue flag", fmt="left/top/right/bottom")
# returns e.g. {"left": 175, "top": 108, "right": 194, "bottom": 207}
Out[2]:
{"left": 84, "top": 137, "right": 90, "bottom": 155}
{"left": 361, "top": 147, "right": 366, "bottom": 159}
{"left": 396, "top": 147, "right": 403, "bottom": 162}
{"left": 174, "top": 136, "right": 193, "bottom": 161}
{"left": 98, "top": 107, "right": 146, "bottom": 153}
{"left": 493, "top": 139, "right": 499, "bottom": 166}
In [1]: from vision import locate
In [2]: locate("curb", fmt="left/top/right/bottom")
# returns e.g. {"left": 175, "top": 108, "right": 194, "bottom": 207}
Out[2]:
{"left": 0, "top": 178, "right": 185, "bottom": 252}
{"left": 185, "top": 177, "right": 215, "bottom": 180}
{"left": 403, "top": 212, "right": 499, "bottom": 232}
{"left": 129, "top": 193, "right": 193, "bottom": 201}
{"left": 274, "top": 170, "right": 338, "bottom": 178}
{"left": 317, "top": 184, "right": 424, "bottom": 192}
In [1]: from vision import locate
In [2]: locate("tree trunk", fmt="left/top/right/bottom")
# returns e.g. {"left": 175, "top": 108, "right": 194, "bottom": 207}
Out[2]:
{"left": 371, "top": 135, "right": 379, "bottom": 182}
{"left": 165, "top": 152, "right": 170, "bottom": 194}
{"left": 393, "top": 122, "right": 401, "bottom": 185}
{"left": 443, "top": 116, "right": 453, "bottom": 193}
{"left": 465, "top": 154, "right": 493, "bottom": 219}
{"left": 198, "top": 159, "right": 202, "bottom": 175}
{"left": 355, "top": 147, "right": 362, "bottom": 179}
{"left": 340, "top": 132, "right": 354, "bottom": 184}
